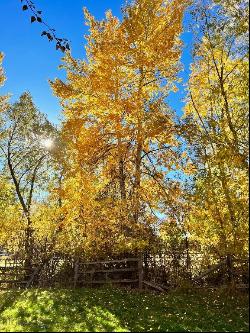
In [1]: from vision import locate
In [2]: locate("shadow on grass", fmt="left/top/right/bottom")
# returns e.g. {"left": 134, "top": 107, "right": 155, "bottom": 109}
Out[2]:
{"left": 0, "top": 288, "right": 249, "bottom": 332}
{"left": 0, "top": 289, "right": 128, "bottom": 332}
{"left": 0, "top": 290, "right": 20, "bottom": 313}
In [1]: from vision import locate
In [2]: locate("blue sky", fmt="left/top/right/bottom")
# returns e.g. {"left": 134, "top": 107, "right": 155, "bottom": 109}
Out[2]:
{"left": 0, "top": 0, "right": 193, "bottom": 124}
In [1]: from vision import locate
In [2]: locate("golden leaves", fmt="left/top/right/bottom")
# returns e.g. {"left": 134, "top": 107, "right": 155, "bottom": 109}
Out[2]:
{"left": 0, "top": 53, "right": 8, "bottom": 112}
{"left": 0, "top": 53, "right": 5, "bottom": 87}
{"left": 49, "top": 0, "right": 188, "bottom": 256}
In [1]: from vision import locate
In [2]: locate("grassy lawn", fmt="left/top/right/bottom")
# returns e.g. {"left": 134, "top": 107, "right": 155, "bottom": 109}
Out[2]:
{"left": 0, "top": 288, "right": 248, "bottom": 332}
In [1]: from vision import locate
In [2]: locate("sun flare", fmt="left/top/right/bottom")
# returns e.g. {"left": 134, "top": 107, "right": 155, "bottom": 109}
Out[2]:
{"left": 40, "top": 138, "right": 54, "bottom": 150}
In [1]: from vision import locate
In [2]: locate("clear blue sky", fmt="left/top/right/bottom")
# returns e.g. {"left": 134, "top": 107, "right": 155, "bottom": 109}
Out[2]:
{"left": 0, "top": 0, "right": 193, "bottom": 124}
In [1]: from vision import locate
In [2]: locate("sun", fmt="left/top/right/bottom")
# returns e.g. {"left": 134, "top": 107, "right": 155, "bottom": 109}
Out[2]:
{"left": 40, "top": 138, "right": 54, "bottom": 150}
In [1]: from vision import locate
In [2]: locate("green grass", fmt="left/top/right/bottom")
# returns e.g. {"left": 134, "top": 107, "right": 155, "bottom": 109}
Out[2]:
{"left": 0, "top": 288, "right": 248, "bottom": 332}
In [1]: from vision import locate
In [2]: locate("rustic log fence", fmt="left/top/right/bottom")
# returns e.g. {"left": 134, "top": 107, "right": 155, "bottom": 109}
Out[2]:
{"left": 0, "top": 253, "right": 248, "bottom": 291}
{"left": 74, "top": 257, "right": 143, "bottom": 289}
{"left": 143, "top": 251, "right": 249, "bottom": 290}
{"left": 0, "top": 257, "right": 32, "bottom": 290}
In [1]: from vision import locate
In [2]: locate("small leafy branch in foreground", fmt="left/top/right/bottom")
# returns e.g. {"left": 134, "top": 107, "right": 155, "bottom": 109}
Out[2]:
{"left": 20, "top": 0, "right": 70, "bottom": 52}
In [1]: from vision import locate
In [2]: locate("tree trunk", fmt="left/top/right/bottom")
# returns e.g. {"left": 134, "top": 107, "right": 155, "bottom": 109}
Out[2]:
{"left": 134, "top": 140, "right": 142, "bottom": 223}
{"left": 118, "top": 137, "right": 126, "bottom": 200}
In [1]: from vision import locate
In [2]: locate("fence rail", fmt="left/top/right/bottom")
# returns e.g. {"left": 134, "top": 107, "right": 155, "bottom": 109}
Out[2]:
{"left": 74, "top": 257, "right": 143, "bottom": 289}
{"left": 0, "top": 253, "right": 248, "bottom": 291}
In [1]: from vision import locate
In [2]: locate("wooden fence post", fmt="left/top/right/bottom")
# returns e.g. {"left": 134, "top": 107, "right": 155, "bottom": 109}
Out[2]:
{"left": 138, "top": 253, "right": 143, "bottom": 290}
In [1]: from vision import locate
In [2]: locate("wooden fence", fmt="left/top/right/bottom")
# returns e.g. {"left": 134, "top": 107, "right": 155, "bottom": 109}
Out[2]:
{"left": 0, "top": 256, "right": 144, "bottom": 290}
{"left": 143, "top": 251, "right": 249, "bottom": 290}
{"left": 73, "top": 257, "right": 143, "bottom": 289}
{"left": 0, "top": 257, "right": 32, "bottom": 290}
{"left": 0, "top": 253, "right": 248, "bottom": 291}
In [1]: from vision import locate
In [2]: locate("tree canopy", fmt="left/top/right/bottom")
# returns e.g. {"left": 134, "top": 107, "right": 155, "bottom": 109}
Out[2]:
{"left": 0, "top": 0, "right": 248, "bottom": 265}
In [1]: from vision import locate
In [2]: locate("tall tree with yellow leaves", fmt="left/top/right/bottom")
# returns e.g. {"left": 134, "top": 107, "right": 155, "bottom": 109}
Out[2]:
{"left": 183, "top": 0, "right": 249, "bottom": 258}
{"left": 51, "top": 0, "right": 188, "bottom": 256}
